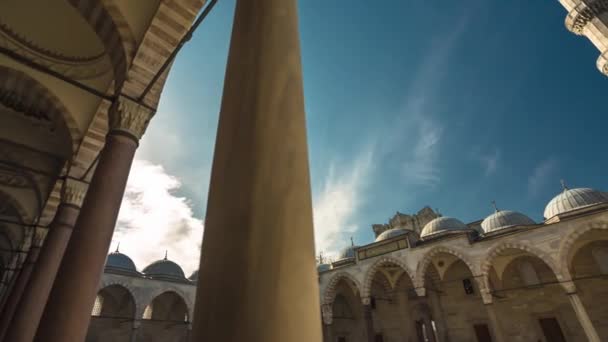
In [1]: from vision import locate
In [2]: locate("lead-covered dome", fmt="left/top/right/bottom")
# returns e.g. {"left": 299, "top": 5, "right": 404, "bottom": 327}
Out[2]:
{"left": 375, "top": 228, "right": 408, "bottom": 242}
{"left": 544, "top": 188, "right": 608, "bottom": 220}
{"left": 317, "top": 263, "right": 331, "bottom": 272}
{"left": 337, "top": 245, "right": 358, "bottom": 260}
{"left": 421, "top": 217, "right": 468, "bottom": 238}
{"left": 105, "top": 251, "right": 138, "bottom": 275}
{"left": 143, "top": 257, "right": 187, "bottom": 282}
{"left": 481, "top": 210, "right": 535, "bottom": 233}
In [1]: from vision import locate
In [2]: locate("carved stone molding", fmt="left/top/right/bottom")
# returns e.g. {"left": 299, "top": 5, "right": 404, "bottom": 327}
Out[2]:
{"left": 566, "top": 0, "right": 608, "bottom": 35}
{"left": 109, "top": 96, "right": 154, "bottom": 140}
{"left": 62, "top": 179, "right": 88, "bottom": 208}
{"left": 598, "top": 50, "right": 608, "bottom": 75}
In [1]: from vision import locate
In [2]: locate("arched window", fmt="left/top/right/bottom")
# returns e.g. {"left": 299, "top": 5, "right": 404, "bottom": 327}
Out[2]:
{"left": 518, "top": 261, "right": 540, "bottom": 286}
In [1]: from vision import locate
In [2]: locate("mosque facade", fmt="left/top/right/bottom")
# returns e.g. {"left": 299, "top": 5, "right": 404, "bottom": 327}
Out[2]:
{"left": 317, "top": 186, "right": 608, "bottom": 342}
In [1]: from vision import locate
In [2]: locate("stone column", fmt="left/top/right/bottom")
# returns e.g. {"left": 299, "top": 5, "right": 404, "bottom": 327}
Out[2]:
{"left": 322, "top": 304, "right": 333, "bottom": 342}
{"left": 363, "top": 303, "right": 375, "bottom": 342}
{"left": 567, "top": 292, "right": 600, "bottom": 342}
{"left": 484, "top": 303, "right": 505, "bottom": 342}
{"left": 34, "top": 96, "right": 152, "bottom": 342}
{"left": 424, "top": 318, "right": 437, "bottom": 342}
{"left": 130, "top": 321, "right": 140, "bottom": 342}
{"left": 189, "top": 1, "right": 320, "bottom": 341}
{"left": 3, "top": 180, "right": 86, "bottom": 342}
{"left": 0, "top": 234, "right": 40, "bottom": 340}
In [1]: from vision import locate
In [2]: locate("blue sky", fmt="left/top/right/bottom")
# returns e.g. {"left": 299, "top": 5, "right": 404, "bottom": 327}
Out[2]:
{"left": 113, "top": 0, "right": 608, "bottom": 271}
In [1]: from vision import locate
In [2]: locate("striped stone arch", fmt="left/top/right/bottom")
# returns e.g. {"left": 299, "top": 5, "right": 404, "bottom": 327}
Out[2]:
{"left": 323, "top": 271, "right": 362, "bottom": 305}
{"left": 97, "top": 280, "right": 139, "bottom": 319}
{"left": 144, "top": 286, "right": 194, "bottom": 320}
{"left": 480, "top": 242, "right": 565, "bottom": 284}
{"left": 361, "top": 256, "right": 415, "bottom": 299}
{"left": 101, "top": 0, "right": 137, "bottom": 63}
{"left": 414, "top": 245, "right": 477, "bottom": 291}
{"left": 0, "top": 66, "right": 80, "bottom": 154}
{"left": 67, "top": 0, "right": 133, "bottom": 88}
{"left": 558, "top": 221, "right": 608, "bottom": 276}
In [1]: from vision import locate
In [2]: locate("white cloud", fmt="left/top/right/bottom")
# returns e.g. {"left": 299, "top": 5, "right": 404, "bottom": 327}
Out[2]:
{"left": 471, "top": 147, "right": 500, "bottom": 176}
{"left": 528, "top": 158, "right": 558, "bottom": 197}
{"left": 313, "top": 147, "right": 374, "bottom": 260}
{"left": 112, "top": 159, "right": 204, "bottom": 276}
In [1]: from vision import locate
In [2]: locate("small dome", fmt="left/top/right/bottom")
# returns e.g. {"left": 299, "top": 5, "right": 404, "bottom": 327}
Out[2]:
{"left": 375, "top": 228, "right": 409, "bottom": 242}
{"left": 143, "top": 257, "right": 186, "bottom": 282}
{"left": 105, "top": 251, "right": 138, "bottom": 275}
{"left": 481, "top": 210, "right": 535, "bottom": 233}
{"left": 421, "top": 217, "right": 468, "bottom": 238}
{"left": 317, "top": 264, "right": 331, "bottom": 272}
{"left": 337, "top": 246, "right": 357, "bottom": 260}
{"left": 544, "top": 188, "right": 608, "bottom": 219}
{"left": 189, "top": 270, "right": 199, "bottom": 282}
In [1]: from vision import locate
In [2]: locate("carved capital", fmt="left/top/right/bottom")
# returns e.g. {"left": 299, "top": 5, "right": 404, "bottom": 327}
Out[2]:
{"left": 561, "top": 279, "right": 577, "bottom": 294}
{"left": 321, "top": 304, "right": 333, "bottom": 325}
{"left": 33, "top": 228, "right": 48, "bottom": 247}
{"left": 62, "top": 179, "right": 88, "bottom": 208}
{"left": 109, "top": 96, "right": 153, "bottom": 140}
{"left": 415, "top": 287, "right": 426, "bottom": 297}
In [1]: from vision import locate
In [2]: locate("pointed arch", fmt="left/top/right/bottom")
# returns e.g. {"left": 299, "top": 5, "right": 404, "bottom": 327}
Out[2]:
{"left": 481, "top": 242, "right": 563, "bottom": 281}
{"left": 144, "top": 286, "right": 193, "bottom": 321}
{"left": 323, "top": 271, "right": 362, "bottom": 305}
{"left": 414, "top": 246, "right": 477, "bottom": 290}
{"left": 0, "top": 66, "right": 80, "bottom": 154}
{"left": 361, "top": 256, "right": 415, "bottom": 299}
{"left": 558, "top": 221, "right": 608, "bottom": 277}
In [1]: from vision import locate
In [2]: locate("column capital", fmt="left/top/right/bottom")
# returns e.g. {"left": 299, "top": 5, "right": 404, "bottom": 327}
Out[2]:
{"left": 32, "top": 228, "right": 48, "bottom": 248}
{"left": 561, "top": 279, "right": 577, "bottom": 294}
{"left": 321, "top": 304, "right": 333, "bottom": 325}
{"left": 109, "top": 96, "right": 154, "bottom": 141}
{"left": 361, "top": 296, "right": 371, "bottom": 305}
{"left": 62, "top": 179, "right": 88, "bottom": 208}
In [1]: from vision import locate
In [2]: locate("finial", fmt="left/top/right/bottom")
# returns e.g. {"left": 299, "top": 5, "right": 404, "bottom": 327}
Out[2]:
{"left": 491, "top": 200, "right": 499, "bottom": 213}
{"left": 115, "top": 242, "right": 120, "bottom": 253}
{"left": 350, "top": 236, "right": 354, "bottom": 247}
{"left": 164, "top": 250, "right": 168, "bottom": 260}
{"left": 435, "top": 208, "right": 442, "bottom": 217}
{"left": 560, "top": 179, "right": 569, "bottom": 191}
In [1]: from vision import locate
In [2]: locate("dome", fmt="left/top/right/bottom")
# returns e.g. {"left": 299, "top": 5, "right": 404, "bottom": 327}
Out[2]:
{"left": 481, "top": 210, "right": 535, "bottom": 233}
{"left": 317, "top": 264, "right": 331, "bottom": 272}
{"left": 105, "top": 251, "right": 138, "bottom": 275}
{"left": 421, "top": 216, "right": 468, "bottom": 238}
{"left": 189, "top": 270, "right": 199, "bottom": 282}
{"left": 375, "top": 228, "right": 409, "bottom": 242}
{"left": 337, "top": 245, "right": 357, "bottom": 260}
{"left": 544, "top": 188, "right": 608, "bottom": 219}
{"left": 143, "top": 257, "right": 186, "bottom": 282}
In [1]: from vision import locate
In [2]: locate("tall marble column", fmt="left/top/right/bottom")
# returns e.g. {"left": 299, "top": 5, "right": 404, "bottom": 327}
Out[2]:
{"left": 189, "top": 0, "right": 321, "bottom": 341}
{"left": 322, "top": 304, "right": 333, "bottom": 342}
{"left": 567, "top": 292, "right": 600, "bottom": 342}
{"left": 34, "top": 97, "right": 152, "bottom": 342}
{"left": 130, "top": 321, "right": 140, "bottom": 342}
{"left": 3, "top": 180, "right": 86, "bottom": 342}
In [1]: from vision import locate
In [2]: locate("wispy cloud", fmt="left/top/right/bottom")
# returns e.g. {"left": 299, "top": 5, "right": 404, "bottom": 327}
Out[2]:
{"left": 112, "top": 159, "right": 204, "bottom": 275}
{"left": 471, "top": 147, "right": 500, "bottom": 176}
{"left": 528, "top": 158, "right": 558, "bottom": 197}
{"left": 313, "top": 147, "right": 374, "bottom": 259}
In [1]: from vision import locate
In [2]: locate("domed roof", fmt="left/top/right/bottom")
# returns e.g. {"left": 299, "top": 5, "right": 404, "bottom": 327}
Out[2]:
{"left": 375, "top": 228, "right": 409, "bottom": 242}
{"left": 421, "top": 216, "right": 468, "bottom": 238}
{"left": 317, "top": 264, "right": 331, "bottom": 272}
{"left": 337, "top": 245, "right": 357, "bottom": 260}
{"left": 189, "top": 270, "right": 199, "bottom": 282}
{"left": 544, "top": 187, "right": 608, "bottom": 219}
{"left": 481, "top": 210, "right": 535, "bottom": 233}
{"left": 105, "top": 251, "right": 138, "bottom": 275}
{"left": 142, "top": 255, "right": 186, "bottom": 282}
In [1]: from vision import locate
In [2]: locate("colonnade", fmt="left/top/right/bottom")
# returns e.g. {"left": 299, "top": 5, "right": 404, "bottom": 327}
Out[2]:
{"left": 0, "top": 0, "right": 320, "bottom": 341}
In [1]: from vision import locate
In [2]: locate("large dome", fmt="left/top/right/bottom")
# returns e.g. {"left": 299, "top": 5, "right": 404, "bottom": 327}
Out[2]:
{"left": 481, "top": 210, "right": 535, "bottom": 233}
{"left": 421, "top": 217, "right": 468, "bottom": 238}
{"left": 143, "top": 257, "right": 186, "bottom": 282}
{"left": 105, "top": 251, "right": 138, "bottom": 275}
{"left": 544, "top": 188, "right": 608, "bottom": 219}
{"left": 337, "top": 245, "right": 358, "bottom": 260}
{"left": 375, "top": 228, "right": 409, "bottom": 242}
